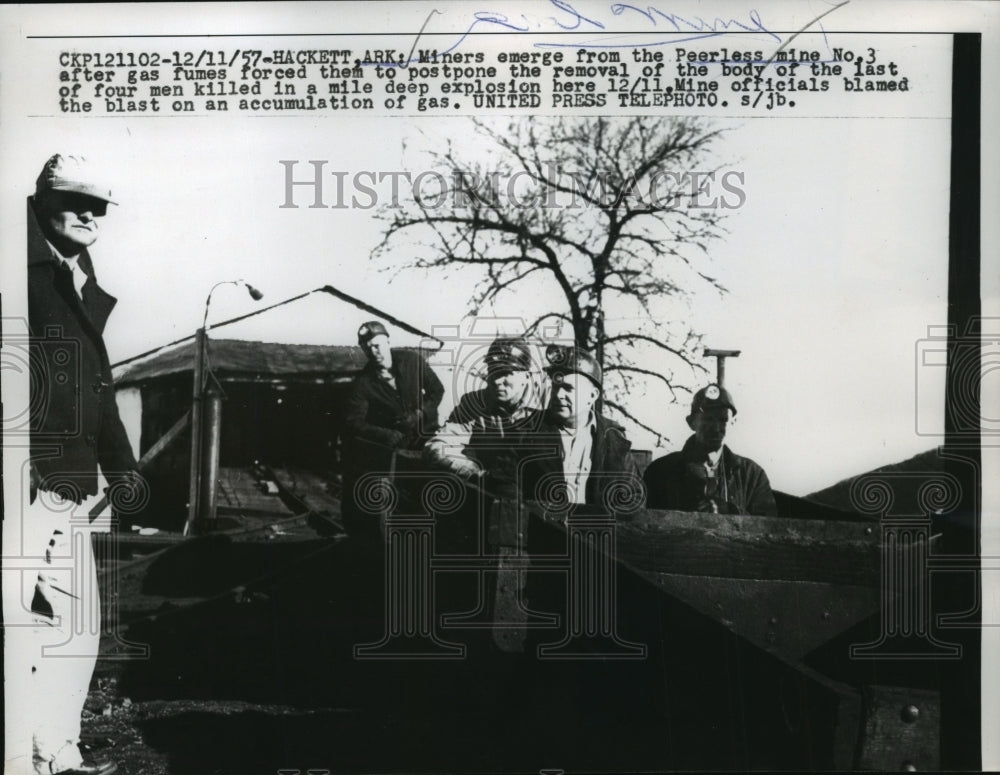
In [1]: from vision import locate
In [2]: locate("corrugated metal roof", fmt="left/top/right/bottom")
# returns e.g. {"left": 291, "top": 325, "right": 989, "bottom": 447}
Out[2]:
{"left": 116, "top": 339, "right": 370, "bottom": 386}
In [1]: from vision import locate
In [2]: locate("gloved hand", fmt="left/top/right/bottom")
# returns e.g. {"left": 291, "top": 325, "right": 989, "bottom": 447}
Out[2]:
{"left": 695, "top": 498, "right": 720, "bottom": 514}
{"left": 395, "top": 411, "right": 422, "bottom": 432}
{"left": 448, "top": 455, "right": 483, "bottom": 480}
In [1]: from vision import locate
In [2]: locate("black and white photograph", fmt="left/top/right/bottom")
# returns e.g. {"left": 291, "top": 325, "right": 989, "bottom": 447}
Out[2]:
{"left": 1, "top": 2, "right": 997, "bottom": 773}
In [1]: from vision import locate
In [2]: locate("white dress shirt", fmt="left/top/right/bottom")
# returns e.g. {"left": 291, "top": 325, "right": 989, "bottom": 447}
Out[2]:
{"left": 558, "top": 416, "right": 596, "bottom": 504}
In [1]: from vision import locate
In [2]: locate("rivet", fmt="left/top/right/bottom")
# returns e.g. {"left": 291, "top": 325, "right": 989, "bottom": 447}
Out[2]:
{"left": 901, "top": 762, "right": 917, "bottom": 771}
{"left": 769, "top": 616, "right": 778, "bottom": 625}
{"left": 822, "top": 611, "right": 831, "bottom": 620}
{"left": 901, "top": 704, "right": 920, "bottom": 723}
{"left": 865, "top": 527, "right": 873, "bottom": 535}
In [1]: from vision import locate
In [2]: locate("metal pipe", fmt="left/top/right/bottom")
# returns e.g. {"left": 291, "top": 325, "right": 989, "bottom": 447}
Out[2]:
{"left": 198, "top": 387, "right": 224, "bottom": 529}
{"left": 183, "top": 327, "right": 206, "bottom": 536}
{"left": 203, "top": 279, "right": 264, "bottom": 333}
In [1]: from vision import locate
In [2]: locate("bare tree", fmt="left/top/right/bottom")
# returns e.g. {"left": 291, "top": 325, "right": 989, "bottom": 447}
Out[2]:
{"left": 374, "top": 116, "right": 732, "bottom": 442}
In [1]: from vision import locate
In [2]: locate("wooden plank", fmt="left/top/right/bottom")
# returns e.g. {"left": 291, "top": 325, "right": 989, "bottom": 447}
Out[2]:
{"left": 616, "top": 516, "right": 879, "bottom": 585}
{"left": 524, "top": 505, "right": 883, "bottom": 585}
{"left": 629, "top": 506, "right": 880, "bottom": 543}
{"left": 139, "top": 409, "right": 192, "bottom": 466}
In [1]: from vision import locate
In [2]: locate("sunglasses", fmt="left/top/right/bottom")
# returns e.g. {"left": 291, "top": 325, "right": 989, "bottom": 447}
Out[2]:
{"left": 46, "top": 190, "right": 109, "bottom": 217}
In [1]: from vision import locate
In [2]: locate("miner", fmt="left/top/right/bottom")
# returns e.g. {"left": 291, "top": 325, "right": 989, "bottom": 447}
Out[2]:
{"left": 643, "top": 384, "right": 776, "bottom": 516}
{"left": 342, "top": 321, "right": 444, "bottom": 532}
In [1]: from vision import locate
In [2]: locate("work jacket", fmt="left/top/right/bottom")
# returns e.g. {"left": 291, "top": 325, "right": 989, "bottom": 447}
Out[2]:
{"left": 343, "top": 348, "right": 444, "bottom": 460}
{"left": 518, "top": 411, "right": 642, "bottom": 514}
{"left": 643, "top": 435, "right": 777, "bottom": 516}
{"left": 424, "top": 387, "right": 545, "bottom": 496}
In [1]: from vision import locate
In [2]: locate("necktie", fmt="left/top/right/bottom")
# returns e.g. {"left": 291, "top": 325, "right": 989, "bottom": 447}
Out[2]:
{"left": 62, "top": 259, "right": 87, "bottom": 300}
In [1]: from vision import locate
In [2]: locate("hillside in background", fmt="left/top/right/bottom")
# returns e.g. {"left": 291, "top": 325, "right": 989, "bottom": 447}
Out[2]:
{"left": 806, "top": 448, "right": 945, "bottom": 515}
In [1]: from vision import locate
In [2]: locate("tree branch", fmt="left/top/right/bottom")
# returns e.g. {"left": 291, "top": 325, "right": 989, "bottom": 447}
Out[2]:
{"left": 603, "top": 399, "right": 669, "bottom": 446}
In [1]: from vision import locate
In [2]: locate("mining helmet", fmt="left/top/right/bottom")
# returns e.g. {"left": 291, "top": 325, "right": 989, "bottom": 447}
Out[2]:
{"left": 357, "top": 320, "right": 389, "bottom": 346}
{"left": 690, "top": 383, "right": 737, "bottom": 416}
{"left": 484, "top": 337, "right": 533, "bottom": 374}
{"left": 544, "top": 344, "right": 602, "bottom": 389}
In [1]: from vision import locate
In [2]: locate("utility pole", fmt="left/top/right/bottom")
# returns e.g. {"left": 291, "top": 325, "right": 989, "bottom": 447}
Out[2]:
{"left": 183, "top": 279, "right": 263, "bottom": 537}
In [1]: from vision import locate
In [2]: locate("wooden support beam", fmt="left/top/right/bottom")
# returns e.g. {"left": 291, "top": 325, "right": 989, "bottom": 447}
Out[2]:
{"left": 88, "top": 409, "right": 192, "bottom": 520}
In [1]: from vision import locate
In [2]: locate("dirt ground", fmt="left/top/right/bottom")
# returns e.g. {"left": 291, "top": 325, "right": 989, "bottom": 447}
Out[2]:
{"left": 83, "top": 675, "right": 211, "bottom": 775}
{"left": 84, "top": 673, "right": 373, "bottom": 775}
{"left": 83, "top": 520, "right": 355, "bottom": 775}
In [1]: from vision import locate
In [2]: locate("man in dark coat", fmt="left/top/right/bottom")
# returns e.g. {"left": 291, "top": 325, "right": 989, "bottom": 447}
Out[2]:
{"left": 643, "top": 384, "right": 777, "bottom": 516}
{"left": 7, "top": 154, "right": 135, "bottom": 775}
{"left": 341, "top": 321, "right": 444, "bottom": 530}
{"left": 498, "top": 346, "right": 642, "bottom": 655}
{"left": 27, "top": 163, "right": 137, "bottom": 501}
{"left": 520, "top": 345, "right": 641, "bottom": 513}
